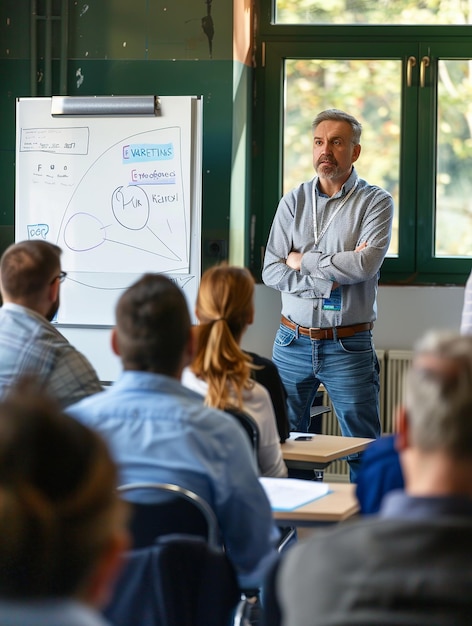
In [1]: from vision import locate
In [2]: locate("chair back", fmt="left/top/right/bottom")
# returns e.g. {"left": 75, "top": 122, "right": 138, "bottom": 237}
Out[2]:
{"left": 103, "top": 536, "right": 240, "bottom": 626}
{"left": 118, "top": 482, "right": 220, "bottom": 548}
{"left": 245, "top": 351, "right": 291, "bottom": 442}
{"left": 103, "top": 482, "right": 242, "bottom": 626}
{"left": 224, "top": 407, "right": 260, "bottom": 457}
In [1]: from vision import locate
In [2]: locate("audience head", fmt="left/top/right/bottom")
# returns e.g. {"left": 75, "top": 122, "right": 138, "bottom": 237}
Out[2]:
{"left": 401, "top": 331, "right": 472, "bottom": 460}
{"left": 191, "top": 264, "right": 255, "bottom": 409}
{"left": 311, "top": 109, "right": 362, "bottom": 145}
{"left": 0, "top": 381, "right": 128, "bottom": 606}
{"left": 113, "top": 273, "right": 192, "bottom": 376}
{"left": 0, "top": 240, "right": 64, "bottom": 321}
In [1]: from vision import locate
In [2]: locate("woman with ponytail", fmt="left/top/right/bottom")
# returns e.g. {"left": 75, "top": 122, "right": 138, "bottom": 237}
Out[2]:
{"left": 182, "top": 264, "right": 287, "bottom": 478}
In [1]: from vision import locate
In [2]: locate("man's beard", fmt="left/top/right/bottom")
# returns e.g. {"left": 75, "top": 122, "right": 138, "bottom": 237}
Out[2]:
{"left": 316, "top": 156, "right": 338, "bottom": 178}
{"left": 46, "top": 297, "right": 59, "bottom": 322}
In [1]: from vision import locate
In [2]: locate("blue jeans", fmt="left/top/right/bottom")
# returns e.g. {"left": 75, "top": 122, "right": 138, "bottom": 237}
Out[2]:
{"left": 272, "top": 324, "right": 380, "bottom": 482}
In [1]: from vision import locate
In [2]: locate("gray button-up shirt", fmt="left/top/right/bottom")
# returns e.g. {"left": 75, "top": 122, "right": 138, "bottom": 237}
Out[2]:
{"left": 262, "top": 167, "right": 394, "bottom": 328}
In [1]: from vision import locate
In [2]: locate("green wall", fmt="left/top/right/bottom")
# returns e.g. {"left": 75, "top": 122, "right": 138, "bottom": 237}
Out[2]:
{"left": 0, "top": 0, "right": 252, "bottom": 268}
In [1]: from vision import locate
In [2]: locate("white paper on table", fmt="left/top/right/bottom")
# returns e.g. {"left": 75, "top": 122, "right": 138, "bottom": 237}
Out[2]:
{"left": 288, "top": 431, "right": 318, "bottom": 441}
{"left": 259, "top": 477, "right": 330, "bottom": 511}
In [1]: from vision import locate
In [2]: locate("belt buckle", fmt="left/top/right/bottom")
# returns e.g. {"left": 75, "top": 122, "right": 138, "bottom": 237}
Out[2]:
{"left": 309, "top": 327, "right": 321, "bottom": 340}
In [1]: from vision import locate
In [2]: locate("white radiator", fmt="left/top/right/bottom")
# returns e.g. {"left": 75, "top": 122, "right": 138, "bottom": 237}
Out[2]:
{"left": 383, "top": 350, "right": 413, "bottom": 433}
{"left": 320, "top": 349, "right": 414, "bottom": 479}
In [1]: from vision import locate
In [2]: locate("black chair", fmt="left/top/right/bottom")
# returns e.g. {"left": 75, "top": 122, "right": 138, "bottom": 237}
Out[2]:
{"left": 309, "top": 387, "right": 331, "bottom": 432}
{"left": 310, "top": 404, "right": 331, "bottom": 419}
{"left": 224, "top": 409, "right": 297, "bottom": 564}
{"left": 104, "top": 536, "right": 240, "bottom": 626}
{"left": 224, "top": 406, "right": 260, "bottom": 460}
{"left": 103, "top": 482, "right": 247, "bottom": 626}
{"left": 118, "top": 481, "right": 219, "bottom": 548}
{"left": 260, "top": 556, "right": 283, "bottom": 626}
{"left": 245, "top": 351, "right": 291, "bottom": 443}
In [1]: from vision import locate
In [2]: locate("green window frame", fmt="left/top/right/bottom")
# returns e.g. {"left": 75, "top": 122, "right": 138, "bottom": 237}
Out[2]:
{"left": 250, "top": 8, "right": 472, "bottom": 285}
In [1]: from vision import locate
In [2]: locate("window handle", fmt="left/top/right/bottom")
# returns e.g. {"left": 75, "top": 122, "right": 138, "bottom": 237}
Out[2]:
{"left": 407, "top": 56, "right": 416, "bottom": 87}
{"left": 420, "top": 56, "right": 430, "bottom": 88}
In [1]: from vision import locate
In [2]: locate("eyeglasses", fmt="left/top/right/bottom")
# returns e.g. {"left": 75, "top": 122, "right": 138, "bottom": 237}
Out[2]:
{"left": 50, "top": 271, "right": 67, "bottom": 285}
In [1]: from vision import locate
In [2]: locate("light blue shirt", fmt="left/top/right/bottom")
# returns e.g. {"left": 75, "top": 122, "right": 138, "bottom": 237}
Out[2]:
{"left": 67, "top": 370, "right": 280, "bottom": 588}
{"left": 0, "top": 600, "right": 109, "bottom": 626}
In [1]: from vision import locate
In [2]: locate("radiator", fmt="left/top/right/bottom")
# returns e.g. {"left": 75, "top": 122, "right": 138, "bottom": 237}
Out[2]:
{"left": 383, "top": 350, "right": 413, "bottom": 433}
{"left": 320, "top": 349, "right": 414, "bottom": 480}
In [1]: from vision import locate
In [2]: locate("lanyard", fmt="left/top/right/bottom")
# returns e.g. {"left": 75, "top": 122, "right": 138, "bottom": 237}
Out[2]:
{"left": 312, "top": 178, "right": 359, "bottom": 245}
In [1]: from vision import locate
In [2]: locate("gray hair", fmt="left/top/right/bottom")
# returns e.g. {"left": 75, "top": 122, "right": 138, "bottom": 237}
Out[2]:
{"left": 404, "top": 331, "right": 472, "bottom": 458}
{"left": 311, "top": 109, "right": 362, "bottom": 145}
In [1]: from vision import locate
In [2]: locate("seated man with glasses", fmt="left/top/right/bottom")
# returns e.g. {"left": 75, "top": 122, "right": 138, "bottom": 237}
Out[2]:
{"left": 0, "top": 240, "right": 102, "bottom": 407}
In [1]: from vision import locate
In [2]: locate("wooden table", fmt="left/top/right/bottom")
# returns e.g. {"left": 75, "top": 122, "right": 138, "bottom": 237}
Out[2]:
{"left": 281, "top": 433, "right": 373, "bottom": 476}
{"left": 282, "top": 433, "right": 374, "bottom": 464}
{"left": 272, "top": 482, "right": 358, "bottom": 526}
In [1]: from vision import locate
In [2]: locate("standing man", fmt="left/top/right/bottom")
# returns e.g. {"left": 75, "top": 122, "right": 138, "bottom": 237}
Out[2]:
{"left": 262, "top": 109, "right": 393, "bottom": 480}
{"left": 0, "top": 240, "right": 103, "bottom": 408}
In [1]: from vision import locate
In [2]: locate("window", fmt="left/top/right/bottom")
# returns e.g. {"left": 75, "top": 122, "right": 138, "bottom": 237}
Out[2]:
{"left": 251, "top": 0, "right": 472, "bottom": 284}
{"left": 274, "top": 0, "right": 470, "bottom": 26}
{"left": 283, "top": 57, "right": 401, "bottom": 256}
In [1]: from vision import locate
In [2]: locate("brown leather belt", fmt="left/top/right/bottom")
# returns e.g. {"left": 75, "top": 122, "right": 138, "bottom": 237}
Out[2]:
{"left": 281, "top": 315, "right": 373, "bottom": 340}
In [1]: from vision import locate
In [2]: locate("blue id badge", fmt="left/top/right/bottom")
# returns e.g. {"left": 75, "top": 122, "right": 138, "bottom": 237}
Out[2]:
{"left": 322, "top": 287, "right": 342, "bottom": 311}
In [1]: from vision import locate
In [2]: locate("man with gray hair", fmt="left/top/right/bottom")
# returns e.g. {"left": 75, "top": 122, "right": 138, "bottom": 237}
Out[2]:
{"left": 269, "top": 330, "right": 472, "bottom": 626}
{"left": 262, "top": 109, "right": 394, "bottom": 481}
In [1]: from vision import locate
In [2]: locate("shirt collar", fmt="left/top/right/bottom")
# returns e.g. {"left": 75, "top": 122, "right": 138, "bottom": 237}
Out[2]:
{"left": 380, "top": 490, "right": 472, "bottom": 520}
{"left": 315, "top": 166, "right": 358, "bottom": 199}
{"left": 113, "top": 370, "right": 203, "bottom": 402}
{"left": 1, "top": 301, "right": 48, "bottom": 325}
